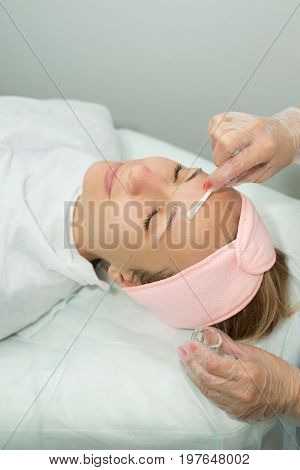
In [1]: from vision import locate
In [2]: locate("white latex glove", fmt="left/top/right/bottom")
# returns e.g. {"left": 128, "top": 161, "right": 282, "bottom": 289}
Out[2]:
{"left": 178, "top": 327, "right": 300, "bottom": 423}
{"left": 203, "top": 107, "right": 300, "bottom": 190}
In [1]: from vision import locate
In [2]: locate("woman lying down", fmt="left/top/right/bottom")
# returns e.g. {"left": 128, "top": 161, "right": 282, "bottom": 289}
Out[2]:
{"left": 0, "top": 151, "right": 294, "bottom": 342}
{"left": 74, "top": 157, "right": 294, "bottom": 341}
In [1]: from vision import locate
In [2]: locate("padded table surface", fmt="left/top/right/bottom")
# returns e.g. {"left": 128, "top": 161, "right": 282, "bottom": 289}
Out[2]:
{"left": 0, "top": 128, "right": 299, "bottom": 450}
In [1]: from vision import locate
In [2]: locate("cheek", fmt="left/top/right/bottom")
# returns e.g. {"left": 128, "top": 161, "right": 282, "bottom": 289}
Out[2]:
{"left": 107, "top": 206, "right": 145, "bottom": 252}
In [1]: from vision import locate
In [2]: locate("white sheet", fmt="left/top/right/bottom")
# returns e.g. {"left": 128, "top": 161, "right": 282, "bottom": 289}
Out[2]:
{"left": 0, "top": 97, "right": 118, "bottom": 340}
{"left": 0, "top": 125, "right": 299, "bottom": 450}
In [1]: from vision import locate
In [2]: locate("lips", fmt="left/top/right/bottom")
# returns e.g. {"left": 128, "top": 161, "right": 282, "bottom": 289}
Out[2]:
{"left": 105, "top": 162, "right": 124, "bottom": 198}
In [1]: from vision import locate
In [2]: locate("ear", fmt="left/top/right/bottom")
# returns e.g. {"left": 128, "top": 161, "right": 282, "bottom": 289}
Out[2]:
{"left": 107, "top": 264, "right": 140, "bottom": 288}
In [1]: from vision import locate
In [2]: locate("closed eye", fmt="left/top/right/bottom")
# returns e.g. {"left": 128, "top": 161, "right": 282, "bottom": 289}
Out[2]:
{"left": 173, "top": 163, "right": 182, "bottom": 182}
{"left": 186, "top": 168, "right": 202, "bottom": 181}
{"left": 174, "top": 163, "right": 202, "bottom": 183}
{"left": 143, "top": 207, "right": 159, "bottom": 231}
{"left": 143, "top": 165, "right": 203, "bottom": 231}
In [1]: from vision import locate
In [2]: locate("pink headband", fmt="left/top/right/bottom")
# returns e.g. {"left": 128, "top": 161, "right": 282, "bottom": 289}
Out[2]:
{"left": 123, "top": 193, "right": 276, "bottom": 329}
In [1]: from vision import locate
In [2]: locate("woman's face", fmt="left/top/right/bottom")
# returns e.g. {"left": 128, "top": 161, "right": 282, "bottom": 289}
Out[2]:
{"left": 77, "top": 156, "right": 241, "bottom": 286}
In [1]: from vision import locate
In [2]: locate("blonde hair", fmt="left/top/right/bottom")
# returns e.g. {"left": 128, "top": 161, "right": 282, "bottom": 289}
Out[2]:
{"left": 213, "top": 247, "right": 295, "bottom": 341}
{"left": 131, "top": 247, "right": 295, "bottom": 342}
{"left": 128, "top": 191, "right": 295, "bottom": 342}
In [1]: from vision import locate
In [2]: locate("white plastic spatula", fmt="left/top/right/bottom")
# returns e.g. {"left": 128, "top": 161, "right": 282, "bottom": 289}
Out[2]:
{"left": 186, "top": 188, "right": 213, "bottom": 220}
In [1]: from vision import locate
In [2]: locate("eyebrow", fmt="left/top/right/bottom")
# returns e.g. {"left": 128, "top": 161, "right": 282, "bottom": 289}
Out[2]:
{"left": 186, "top": 168, "right": 203, "bottom": 181}
{"left": 162, "top": 167, "right": 203, "bottom": 234}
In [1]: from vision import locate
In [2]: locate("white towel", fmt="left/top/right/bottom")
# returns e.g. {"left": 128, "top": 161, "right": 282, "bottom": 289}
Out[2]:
{"left": 0, "top": 96, "right": 121, "bottom": 340}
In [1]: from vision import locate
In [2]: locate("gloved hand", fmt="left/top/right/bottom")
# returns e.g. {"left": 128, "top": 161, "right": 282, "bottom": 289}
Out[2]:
{"left": 203, "top": 107, "right": 300, "bottom": 190}
{"left": 177, "top": 327, "right": 300, "bottom": 423}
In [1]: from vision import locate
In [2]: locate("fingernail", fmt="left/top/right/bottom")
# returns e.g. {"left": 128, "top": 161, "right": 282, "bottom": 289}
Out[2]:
{"left": 177, "top": 346, "right": 188, "bottom": 357}
{"left": 203, "top": 181, "right": 212, "bottom": 191}
{"left": 185, "top": 341, "right": 199, "bottom": 353}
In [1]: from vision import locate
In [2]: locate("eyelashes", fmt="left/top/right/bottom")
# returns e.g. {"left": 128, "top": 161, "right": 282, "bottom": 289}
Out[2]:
{"left": 143, "top": 164, "right": 182, "bottom": 231}
{"left": 174, "top": 164, "right": 201, "bottom": 183}
{"left": 143, "top": 207, "right": 159, "bottom": 230}
{"left": 143, "top": 163, "right": 199, "bottom": 231}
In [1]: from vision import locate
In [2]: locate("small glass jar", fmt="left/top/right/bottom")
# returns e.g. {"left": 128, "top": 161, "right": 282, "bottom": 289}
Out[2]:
{"left": 191, "top": 327, "right": 223, "bottom": 354}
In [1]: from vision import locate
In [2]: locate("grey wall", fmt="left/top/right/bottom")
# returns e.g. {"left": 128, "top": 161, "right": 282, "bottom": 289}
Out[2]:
{"left": 1, "top": 0, "right": 300, "bottom": 197}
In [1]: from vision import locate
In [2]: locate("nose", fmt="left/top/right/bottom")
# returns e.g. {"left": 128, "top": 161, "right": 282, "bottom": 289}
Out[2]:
{"left": 126, "top": 163, "right": 169, "bottom": 199}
